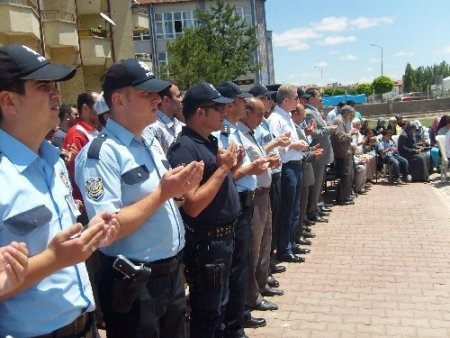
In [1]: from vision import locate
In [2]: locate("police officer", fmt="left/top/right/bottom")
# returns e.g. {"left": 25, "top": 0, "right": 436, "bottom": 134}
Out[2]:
{"left": 166, "top": 82, "right": 239, "bottom": 338}
{"left": 75, "top": 58, "right": 203, "bottom": 338}
{"left": 0, "top": 44, "right": 117, "bottom": 337}
{"left": 213, "top": 81, "right": 271, "bottom": 337}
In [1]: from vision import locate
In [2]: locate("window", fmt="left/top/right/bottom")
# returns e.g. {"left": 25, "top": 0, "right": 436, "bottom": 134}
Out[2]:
{"left": 158, "top": 52, "right": 170, "bottom": 77}
{"left": 133, "top": 31, "right": 150, "bottom": 41}
{"left": 154, "top": 10, "right": 198, "bottom": 39}
{"left": 234, "top": 6, "right": 252, "bottom": 26}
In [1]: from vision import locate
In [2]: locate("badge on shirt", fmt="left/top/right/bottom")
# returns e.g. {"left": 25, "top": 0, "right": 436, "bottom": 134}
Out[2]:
{"left": 65, "top": 194, "right": 81, "bottom": 217}
{"left": 161, "top": 159, "right": 171, "bottom": 171}
{"left": 86, "top": 177, "right": 104, "bottom": 201}
{"left": 263, "top": 134, "right": 272, "bottom": 144}
{"left": 59, "top": 169, "right": 71, "bottom": 190}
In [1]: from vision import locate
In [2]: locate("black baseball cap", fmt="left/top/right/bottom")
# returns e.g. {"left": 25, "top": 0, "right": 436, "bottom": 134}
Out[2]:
{"left": 183, "top": 82, "right": 234, "bottom": 107}
{"left": 216, "top": 81, "right": 252, "bottom": 99}
{"left": 103, "top": 58, "right": 171, "bottom": 97}
{"left": 249, "top": 84, "right": 276, "bottom": 97}
{"left": 0, "top": 44, "right": 76, "bottom": 90}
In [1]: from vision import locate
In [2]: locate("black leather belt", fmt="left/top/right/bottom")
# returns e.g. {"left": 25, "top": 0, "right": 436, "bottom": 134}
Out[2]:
{"left": 33, "top": 312, "right": 93, "bottom": 338}
{"left": 185, "top": 218, "right": 237, "bottom": 241}
{"left": 255, "top": 187, "right": 270, "bottom": 194}
{"left": 286, "top": 159, "right": 303, "bottom": 165}
{"left": 133, "top": 253, "right": 182, "bottom": 277}
{"left": 239, "top": 190, "right": 255, "bottom": 208}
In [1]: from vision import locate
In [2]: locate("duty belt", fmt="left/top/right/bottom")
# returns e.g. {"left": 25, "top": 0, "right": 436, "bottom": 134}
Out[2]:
{"left": 33, "top": 312, "right": 93, "bottom": 338}
{"left": 131, "top": 253, "right": 182, "bottom": 276}
{"left": 185, "top": 218, "right": 237, "bottom": 241}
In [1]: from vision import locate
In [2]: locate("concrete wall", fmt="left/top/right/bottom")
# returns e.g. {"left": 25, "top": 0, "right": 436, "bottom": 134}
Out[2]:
{"left": 324, "top": 97, "right": 450, "bottom": 119}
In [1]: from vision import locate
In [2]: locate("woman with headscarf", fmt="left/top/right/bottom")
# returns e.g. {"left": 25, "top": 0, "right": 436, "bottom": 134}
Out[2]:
{"left": 429, "top": 116, "right": 441, "bottom": 170}
{"left": 375, "top": 117, "right": 386, "bottom": 135}
{"left": 398, "top": 121, "right": 431, "bottom": 182}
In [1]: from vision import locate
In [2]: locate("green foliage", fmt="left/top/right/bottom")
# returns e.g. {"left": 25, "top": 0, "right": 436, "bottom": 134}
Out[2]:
{"left": 356, "top": 83, "right": 373, "bottom": 96}
{"left": 323, "top": 87, "right": 349, "bottom": 96}
{"left": 164, "top": 0, "right": 259, "bottom": 89}
{"left": 372, "top": 75, "right": 394, "bottom": 95}
{"left": 402, "top": 61, "right": 450, "bottom": 93}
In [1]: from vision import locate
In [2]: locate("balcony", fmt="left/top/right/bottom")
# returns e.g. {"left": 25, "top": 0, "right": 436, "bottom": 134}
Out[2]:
{"left": 0, "top": 0, "right": 40, "bottom": 41}
{"left": 41, "top": 10, "right": 78, "bottom": 49}
{"left": 76, "top": 0, "right": 101, "bottom": 15}
{"left": 79, "top": 35, "right": 112, "bottom": 66}
{"left": 132, "top": 6, "right": 149, "bottom": 32}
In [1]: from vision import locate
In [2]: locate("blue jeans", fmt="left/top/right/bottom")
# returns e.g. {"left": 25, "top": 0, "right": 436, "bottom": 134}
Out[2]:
{"left": 384, "top": 154, "right": 409, "bottom": 179}
{"left": 277, "top": 161, "right": 303, "bottom": 256}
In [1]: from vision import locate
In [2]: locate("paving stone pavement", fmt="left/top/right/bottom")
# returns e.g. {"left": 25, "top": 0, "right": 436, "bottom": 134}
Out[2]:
{"left": 99, "top": 174, "right": 450, "bottom": 338}
{"left": 246, "top": 175, "right": 450, "bottom": 338}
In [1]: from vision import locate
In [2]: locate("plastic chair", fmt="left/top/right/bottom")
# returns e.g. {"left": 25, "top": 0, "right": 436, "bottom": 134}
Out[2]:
{"left": 435, "top": 135, "right": 449, "bottom": 182}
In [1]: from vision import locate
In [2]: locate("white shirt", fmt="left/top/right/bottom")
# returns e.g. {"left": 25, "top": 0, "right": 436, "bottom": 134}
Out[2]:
{"left": 446, "top": 129, "right": 450, "bottom": 158}
{"left": 267, "top": 105, "right": 304, "bottom": 163}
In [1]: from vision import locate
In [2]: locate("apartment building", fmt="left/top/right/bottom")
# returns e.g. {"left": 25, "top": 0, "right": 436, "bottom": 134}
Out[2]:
{"left": 136, "top": 0, "right": 275, "bottom": 88}
{"left": 0, "top": 0, "right": 150, "bottom": 103}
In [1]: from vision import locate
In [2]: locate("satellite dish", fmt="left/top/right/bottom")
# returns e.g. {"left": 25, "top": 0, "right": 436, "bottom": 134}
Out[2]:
{"left": 100, "top": 12, "right": 116, "bottom": 26}
{"left": 133, "top": 0, "right": 140, "bottom": 4}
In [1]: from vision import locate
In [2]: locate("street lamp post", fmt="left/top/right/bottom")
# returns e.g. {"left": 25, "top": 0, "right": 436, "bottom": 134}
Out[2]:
{"left": 314, "top": 66, "right": 323, "bottom": 86}
{"left": 369, "top": 43, "right": 383, "bottom": 76}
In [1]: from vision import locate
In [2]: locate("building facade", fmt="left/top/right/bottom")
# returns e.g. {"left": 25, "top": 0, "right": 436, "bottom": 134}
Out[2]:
{"left": 137, "top": 0, "right": 275, "bottom": 88}
{"left": 0, "top": 0, "right": 150, "bottom": 103}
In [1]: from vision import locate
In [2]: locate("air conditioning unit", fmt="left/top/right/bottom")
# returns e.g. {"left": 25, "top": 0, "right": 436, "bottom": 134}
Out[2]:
{"left": 135, "top": 53, "right": 152, "bottom": 61}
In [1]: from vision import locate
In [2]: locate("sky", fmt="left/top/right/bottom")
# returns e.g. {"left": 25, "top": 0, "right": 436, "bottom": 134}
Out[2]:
{"left": 265, "top": 0, "right": 450, "bottom": 87}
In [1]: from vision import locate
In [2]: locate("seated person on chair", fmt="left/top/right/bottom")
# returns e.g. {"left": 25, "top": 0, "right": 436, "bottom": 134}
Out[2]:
{"left": 398, "top": 121, "right": 431, "bottom": 182}
{"left": 377, "top": 129, "right": 410, "bottom": 184}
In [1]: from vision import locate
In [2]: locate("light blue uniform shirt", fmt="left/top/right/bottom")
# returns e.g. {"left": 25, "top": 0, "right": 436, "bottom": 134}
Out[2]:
{"left": 213, "top": 119, "right": 257, "bottom": 192}
{"left": 75, "top": 119, "right": 184, "bottom": 262}
{"left": 0, "top": 129, "right": 94, "bottom": 337}
{"left": 258, "top": 118, "right": 281, "bottom": 174}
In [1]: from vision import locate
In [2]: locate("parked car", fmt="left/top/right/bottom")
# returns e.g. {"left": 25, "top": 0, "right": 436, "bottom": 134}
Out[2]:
{"left": 394, "top": 92, "right": 431, "bottom": 102}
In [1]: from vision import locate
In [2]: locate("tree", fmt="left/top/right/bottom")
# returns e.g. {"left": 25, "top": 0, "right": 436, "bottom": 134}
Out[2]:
{"left": 372, "top": 76, "right": 394, "bottom": 95}
{"left": 355, "top": 83, "right": 373, "bottom": 97}
{"left": 403, "top": 63, "right": 415, "bottom": 92}
{"left": 164, "top": 0, "right": 258, "bottom": 89}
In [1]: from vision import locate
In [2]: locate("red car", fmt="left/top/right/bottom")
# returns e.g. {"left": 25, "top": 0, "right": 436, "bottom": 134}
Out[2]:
{"left": 396, "top": 92, "right": 431, "bottom": 101}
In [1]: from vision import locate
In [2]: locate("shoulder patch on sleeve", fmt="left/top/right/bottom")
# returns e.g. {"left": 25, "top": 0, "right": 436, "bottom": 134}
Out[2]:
{"left": 221, "top": 125, "right": 230, "bottom": 136}
{"left": 86, "top": 177, "right": 104, "bottom": 201}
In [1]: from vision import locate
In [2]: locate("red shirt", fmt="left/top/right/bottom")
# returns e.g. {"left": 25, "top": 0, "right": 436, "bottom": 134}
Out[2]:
{"left": 63, "top": 120, "right": 97, "bottom": 201}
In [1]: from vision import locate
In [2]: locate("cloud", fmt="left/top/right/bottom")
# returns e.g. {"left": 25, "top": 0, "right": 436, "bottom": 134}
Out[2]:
{"left": 313, "top": 16, "right": 349, "bottom": 32}
{"left": 339, "top": 54, "right": 358, "bottom": 61}
{"left": 273, "top": 28, "right": 321, "bottom": 51}
{"left": 313, "top": 62, "right": 329, "bottom": 68}
{"left": 366, "top": 67, "right": 374, "bottom": 72}
{"left": 395, "top": 51, "right": 414, "bottom": 57}
{"left": 351, "top": 17, "right": 394, "bottom": 29}
{"left": 320, "top": 36, "right": 356, "bottom": 45}
{"left": 443, "top": 45, "right": 450, "bottom": 54}
{"left": 328, "top": 50, "right": 340, "bottom": 56}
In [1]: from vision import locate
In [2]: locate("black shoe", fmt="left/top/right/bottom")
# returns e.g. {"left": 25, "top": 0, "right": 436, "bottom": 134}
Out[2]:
{"left": 313, "top": 216, "right": 328, "bottom": 223}
{"left": 296, "top": 236, "right": 312, "bottom": 246}
{"left": 302, "top": 231, "right": 316, "bottom": 238}
{"left": 292, "top": 246, "right": 310, "bottom": 255}
{"left": 318, "top": 210, "right": 330, "bottom": 217}
{"left": 243, "top": 316, "right": 266, "bottom": 328}
{"left": 341, "top": 199, "right": 355, "bottom": 205}
{"left": 303, "top": 226, "right": 312, "bottom": 233}
{"left": 277, "top": 253, "right": 305, "bottom": 263}
{"left": 267, "top": 275, "right": 280, "bottom": 288}
{"left": 304, "top": 218, "right": 316, "bottom": 226}
{"left": 320, "top": 206, "right": 332, "bottom": 212}
{"left": 249, "top": 298, "right": 278, "bottom": 311}
{"left": 261, "top": 287, "right": 284, "bottom": 297}
{"left": 270, "top": 264, "right": 286, "bottom": 274}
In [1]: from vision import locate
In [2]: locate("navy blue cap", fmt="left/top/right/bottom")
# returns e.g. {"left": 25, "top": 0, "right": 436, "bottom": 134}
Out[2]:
{"left": 249, "top": 84, "right": 276, "bottom": 97}
{"left": 216, "top": 81, "right": 252, "bottom": 99}
{"left": 183, "top": 82, "right": 234, "bottom": 107}
{"left": 103, "top": 58, "right": 171, "bottom": 97}
{"left": 0, "top": 44, "right": 76, "bottom": 90}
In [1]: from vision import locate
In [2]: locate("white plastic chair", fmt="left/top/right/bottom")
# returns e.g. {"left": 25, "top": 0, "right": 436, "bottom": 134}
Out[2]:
{"left": 435, "top": 135, "right": 449, "bottom": 182}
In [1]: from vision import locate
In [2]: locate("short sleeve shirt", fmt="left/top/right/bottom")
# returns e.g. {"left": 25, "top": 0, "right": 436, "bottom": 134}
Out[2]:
{"left": 75, "top": 119, "right": 184, "bottom": 262}
{"left": 0, "top": 129, "right": 94, "bottom": 337}
{"left": 167, "top": 126, "right": 241, "bottom": 228}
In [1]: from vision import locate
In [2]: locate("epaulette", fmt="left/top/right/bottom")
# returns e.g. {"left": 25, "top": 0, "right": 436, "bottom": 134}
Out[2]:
{"left": 87, "top": 133, "right": 107, "bottom": 160}
{"left": 221, "top": 124, "right": 231, "bottom": 136}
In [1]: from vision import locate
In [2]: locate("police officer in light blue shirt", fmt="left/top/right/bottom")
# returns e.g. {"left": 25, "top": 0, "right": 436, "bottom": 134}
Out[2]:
{"left": 75, "top": 58, "right": 203, "bottom": 338}
{"left": 0, "top": 44, "right": 117, "bottom": 338}
{"left": 213, "top": 81, "right": 271, "bottom": 337}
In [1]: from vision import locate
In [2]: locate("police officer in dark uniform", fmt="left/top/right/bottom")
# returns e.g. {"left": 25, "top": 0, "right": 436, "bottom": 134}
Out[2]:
{"left": 166, "top": 82, "right": 240, "bottom": 338}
